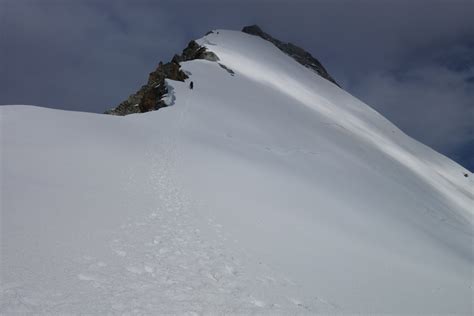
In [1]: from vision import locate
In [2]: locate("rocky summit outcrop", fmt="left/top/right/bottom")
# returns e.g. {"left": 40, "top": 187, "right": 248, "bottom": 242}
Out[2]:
{"left": 104, "top": 41, "right": 219, "bottom": 116}
{"left": 242, "top": 25, "right": 339, "bottom": 87}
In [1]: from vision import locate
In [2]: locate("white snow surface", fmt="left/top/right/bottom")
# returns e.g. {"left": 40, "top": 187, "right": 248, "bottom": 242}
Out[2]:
{"left": 1, "top": 30, "right": 473, "bottom": 314}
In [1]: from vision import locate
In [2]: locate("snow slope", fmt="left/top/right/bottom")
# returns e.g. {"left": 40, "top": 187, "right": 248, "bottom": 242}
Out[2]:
{"left": 1, "top": 30, "right": 473, "bottom": 314}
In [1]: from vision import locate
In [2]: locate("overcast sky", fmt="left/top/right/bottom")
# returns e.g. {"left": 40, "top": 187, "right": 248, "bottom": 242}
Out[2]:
{"left": 1, "top": 0, "right": 473, "bottom": 170}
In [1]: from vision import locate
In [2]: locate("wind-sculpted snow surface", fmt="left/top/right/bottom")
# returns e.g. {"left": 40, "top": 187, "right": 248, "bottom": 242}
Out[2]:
{"left": 1, "top": 30, "right": 473, "bottom": 314}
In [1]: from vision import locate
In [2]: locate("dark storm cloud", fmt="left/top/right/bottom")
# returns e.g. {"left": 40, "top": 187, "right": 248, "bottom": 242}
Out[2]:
{"left": 0, "top": 0, "right": 189, "bottom": 112}
{"left": 1, "top": 0, "right": 473, "bottom": 170}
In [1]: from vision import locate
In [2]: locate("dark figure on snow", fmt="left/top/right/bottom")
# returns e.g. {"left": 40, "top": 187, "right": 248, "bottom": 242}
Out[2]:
{"left": 189, "top": 81, "right": 194, "bottom": 90}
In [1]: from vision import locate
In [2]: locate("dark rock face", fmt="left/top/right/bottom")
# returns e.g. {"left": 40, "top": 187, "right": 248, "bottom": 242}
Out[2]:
{"left": 242, "top": 25, "right": 339, "bottom": 87}
{"left": 218, "top": 63, "right": 235, "bottom": 76}
{"left": 172, "top": 40, "right": 220, "bottom": 63}
{"left": 105, "top": 41, "right": 219, "bottom": 116}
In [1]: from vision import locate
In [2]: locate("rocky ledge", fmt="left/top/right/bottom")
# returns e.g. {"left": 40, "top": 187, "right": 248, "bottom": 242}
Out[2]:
{"left": 104, "top": 41, "right": 218, "bottom": 116}
{"left": 242, "top": 25, "right": 339, "bottom": 87}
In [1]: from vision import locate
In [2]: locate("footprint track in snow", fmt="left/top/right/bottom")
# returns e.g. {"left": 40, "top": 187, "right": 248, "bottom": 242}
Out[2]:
{"left": 69, "top": 116, "right": 336, "bottom": 313}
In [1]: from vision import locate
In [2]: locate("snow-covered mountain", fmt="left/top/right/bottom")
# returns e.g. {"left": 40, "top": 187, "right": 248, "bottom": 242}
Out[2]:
{"left": 1, "top": 27, "right": 472, "bottom": 314}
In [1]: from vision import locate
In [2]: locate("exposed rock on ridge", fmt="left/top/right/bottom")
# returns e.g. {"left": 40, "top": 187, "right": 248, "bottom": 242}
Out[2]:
{"left": 104, "top": 41, "right": 219, "bottom": 116}
{"left": 242, "top": 25, "right": 339, "bottom": 87}
{"left": 105, "top": 26, "right": 339, "bottom": 115}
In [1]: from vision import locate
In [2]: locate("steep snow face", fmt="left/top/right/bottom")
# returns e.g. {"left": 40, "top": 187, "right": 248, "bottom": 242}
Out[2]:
{"left": 198, "top": 30, "right": 473, "bottom": 218}
{"left": 1, "top": 30, "right": 473, "bottom": 314}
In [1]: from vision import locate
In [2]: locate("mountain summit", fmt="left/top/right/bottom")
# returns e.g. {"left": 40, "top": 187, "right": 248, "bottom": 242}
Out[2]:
{"left": 105, "top": 25, "right": 338, "bottom": 115}
{"left": 2, "top": 27, "right": 472, "bottom": 314}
